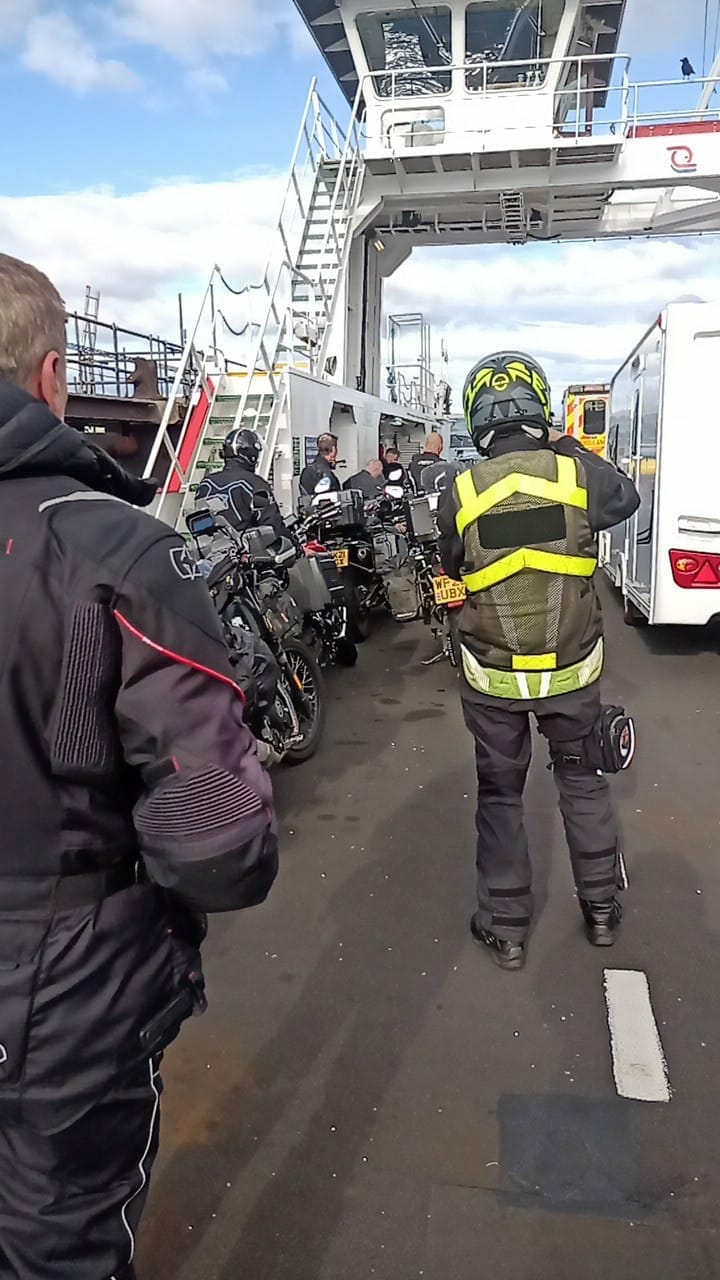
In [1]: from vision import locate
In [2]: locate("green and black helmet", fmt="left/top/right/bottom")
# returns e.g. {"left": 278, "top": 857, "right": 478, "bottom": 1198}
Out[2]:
{"left": 462, "top": 351, "right": 553, "bottom": 453}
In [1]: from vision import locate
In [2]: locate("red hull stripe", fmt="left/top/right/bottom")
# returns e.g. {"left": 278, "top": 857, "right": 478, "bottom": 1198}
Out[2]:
{"left": 113, "top": 610, "right": 246, "bottom": 703}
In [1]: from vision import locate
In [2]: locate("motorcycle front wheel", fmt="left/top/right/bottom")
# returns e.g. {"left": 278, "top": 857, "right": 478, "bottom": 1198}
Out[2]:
{"left": 282, "top": 639, "right": 327, "bottom": 764}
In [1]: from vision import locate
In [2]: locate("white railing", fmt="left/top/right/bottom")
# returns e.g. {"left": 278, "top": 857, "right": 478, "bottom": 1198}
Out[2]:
{"left": 226, "top": 78, "right": 365, "bottom": 477}
{"left": 360, "top": 53, "right": 720, "bottom": 153}
{"left": 143, "top": 76, "right": 366, "bottom": 508}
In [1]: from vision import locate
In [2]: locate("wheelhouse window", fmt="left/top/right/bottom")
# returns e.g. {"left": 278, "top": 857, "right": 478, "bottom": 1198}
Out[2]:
{"left": 465, "top": 0, "right": 566, "bottom": 91}
{"left": 358, "top": 7, "right": 452, "bottom": 98}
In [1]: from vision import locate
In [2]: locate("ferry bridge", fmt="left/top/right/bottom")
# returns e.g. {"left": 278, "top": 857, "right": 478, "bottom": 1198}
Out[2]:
{"left": 130, "top": 2, "right": 720, "bottom": 1276}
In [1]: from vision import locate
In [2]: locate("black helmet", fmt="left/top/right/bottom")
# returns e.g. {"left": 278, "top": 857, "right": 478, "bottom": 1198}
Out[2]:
{"left": 223, "top": 427, "right": 261, "bottom": 469}
{"left": 462, "top": 352, "right": 552, "bottom": 453}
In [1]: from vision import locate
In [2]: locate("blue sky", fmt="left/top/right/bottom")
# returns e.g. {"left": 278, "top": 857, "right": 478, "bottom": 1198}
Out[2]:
{"left": 0, "top": 0, "right": 714, "bottom": 197}
{"left": 1, "top": 0, "right": 719, "bottom": 399}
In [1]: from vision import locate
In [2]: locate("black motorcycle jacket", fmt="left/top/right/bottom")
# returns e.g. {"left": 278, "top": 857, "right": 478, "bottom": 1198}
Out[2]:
{"left": 196, "top": 458, "right": 291, "bottom": 542}
{"left": 299, "top": 454, "right": 341, "bottom": 499}
{"left": 409, "top": 451, "right": 454, "bottom": 494}
{"left": 0, "top": 382, "right": 278, "bottom": 1129}
{"left": 413, "top": 457, "right": 460, "bottom": 496}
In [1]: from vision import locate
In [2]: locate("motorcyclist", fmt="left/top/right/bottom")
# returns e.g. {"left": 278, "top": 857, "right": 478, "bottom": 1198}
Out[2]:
{"left": 343, "top": 458, "right": 385, "bottom": 500}
{"left": 409, "top": 432, "right": 459, "bottom": 496}
{"left": 299, "top": 432, "right": 341, "bottom": 501}
{"left": 195, "top": 427, "right": 292, "bottom": 542}
{"left": 0, "top": 253, "right": 278, "bottom": 1279}
{"left": 382, "top": 446, "right": 407, "bottom": 490}
{"left": 437, "top": 351, "right": 639, "bottom": 970}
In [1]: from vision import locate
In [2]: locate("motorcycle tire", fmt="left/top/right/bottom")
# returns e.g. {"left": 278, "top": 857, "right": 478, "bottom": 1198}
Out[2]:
{"left": 282, "top": 639, "right": 327, "bottom": 764}
{"left": 346, "top": 579, "right": 371, "bottom": 643}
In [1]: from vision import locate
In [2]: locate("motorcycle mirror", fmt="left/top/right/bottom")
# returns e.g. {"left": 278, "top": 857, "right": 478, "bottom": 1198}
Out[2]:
{"left": 186, "top": 508, "right": 217, "bottom": 538}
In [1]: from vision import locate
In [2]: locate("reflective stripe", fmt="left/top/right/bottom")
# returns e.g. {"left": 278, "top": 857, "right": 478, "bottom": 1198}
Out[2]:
{"left": 461, "top": 636, "right": 604, "bottom": 700}
{"left": 455, "top": 454, "right": 587, "bottom": 537}
{"left": 512, "top": 652, "right": 557, "bottom": 671}
{"left": 462, "top": 548, "right": 596, "bottom": 593}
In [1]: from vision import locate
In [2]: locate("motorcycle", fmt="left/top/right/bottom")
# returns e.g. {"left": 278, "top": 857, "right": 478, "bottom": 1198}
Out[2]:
{"left": 186, "top": 509, "right": 327, "bottom": 764}
{"left": 285, "top": 513, "right": 358, "bottom": 668}
{"left": 395, "top": 492, "right": 466, "bottom": 667}
{"left": 301, "top": 490, "right": 388, "bottom": 641}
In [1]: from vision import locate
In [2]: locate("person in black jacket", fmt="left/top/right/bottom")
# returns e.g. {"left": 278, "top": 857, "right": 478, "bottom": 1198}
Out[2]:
{"left": 195, "top": 426, "right": 292, "bottom": 541}
{"left": 438, "top": 351, "right": 639, "bottom": 971}
{"left": 0, "top": 254, "right": 278, "bottom": 1280}
{"left": 342, "top": 458, "right": 385, "bottom": 499}
{"left": 299, "top": 432, "right": 341, "bottom": 501}
{"left": 408, "top": 431, "right": 458, "bottom": 495}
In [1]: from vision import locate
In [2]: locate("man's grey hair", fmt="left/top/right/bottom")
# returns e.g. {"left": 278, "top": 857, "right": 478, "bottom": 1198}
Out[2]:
{"left": 0, "top": 254, "right": 67, "bottom": 386}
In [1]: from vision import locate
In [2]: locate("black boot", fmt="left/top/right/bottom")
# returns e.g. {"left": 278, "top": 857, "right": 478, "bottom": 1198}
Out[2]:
{"left": 470, "top": 913, "right": 526, "bottom": 970}
{"left": 580, "top": 897, "right": 622, "bottom": 947}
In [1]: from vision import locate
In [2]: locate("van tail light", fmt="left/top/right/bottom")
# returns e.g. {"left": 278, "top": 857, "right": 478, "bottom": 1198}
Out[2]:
{"left": 669, "top": 549, "right": 720, "bottom": 588}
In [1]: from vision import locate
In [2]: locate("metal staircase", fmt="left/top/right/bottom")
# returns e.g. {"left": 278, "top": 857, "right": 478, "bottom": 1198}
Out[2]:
{"left": 144, "top": 79, "right": 364, "bottom": 530}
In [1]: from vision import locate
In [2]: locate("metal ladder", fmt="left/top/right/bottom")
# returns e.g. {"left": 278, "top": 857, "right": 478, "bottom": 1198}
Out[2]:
{"left": 499, "top": 191, "right": 528, "bottom": 244}
{"left": 143, "top": 79, "right": 364, "bottom": 531}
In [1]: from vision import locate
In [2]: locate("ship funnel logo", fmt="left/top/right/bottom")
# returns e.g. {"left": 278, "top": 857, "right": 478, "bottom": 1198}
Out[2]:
{"left": 668, "top": 145, "right": 697, "bottom": 174}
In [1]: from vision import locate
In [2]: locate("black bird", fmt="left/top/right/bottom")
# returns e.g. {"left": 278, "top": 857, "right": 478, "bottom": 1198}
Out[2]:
{"left": 681, "top": 57, "right": 696, "bottom": 78}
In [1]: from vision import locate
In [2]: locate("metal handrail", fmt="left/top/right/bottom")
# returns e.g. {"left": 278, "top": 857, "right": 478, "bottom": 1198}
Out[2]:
{"left": 363, "top": 55, "right": 720, "bottom": 151}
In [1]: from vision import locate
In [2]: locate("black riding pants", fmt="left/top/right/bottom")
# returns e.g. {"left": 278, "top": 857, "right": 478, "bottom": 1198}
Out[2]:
{"left": 461, "top": 682, "right": 620, "bottom": 942}
{"left": 0, "top": 1059, "right": 161, "bottom": 1280}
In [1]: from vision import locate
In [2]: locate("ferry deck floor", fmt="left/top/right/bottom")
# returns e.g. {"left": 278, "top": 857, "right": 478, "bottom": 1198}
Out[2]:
{"left": 138, "top": 579, "right": 720, "bottom": 1280}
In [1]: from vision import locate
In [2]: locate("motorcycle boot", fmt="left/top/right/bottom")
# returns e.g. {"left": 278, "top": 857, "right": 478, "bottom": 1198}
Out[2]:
{"left": 579, "top": 897, "right": 622, "bottom": 947}
{"left": 470, "top": 913, "right": 526, "bottom": 970}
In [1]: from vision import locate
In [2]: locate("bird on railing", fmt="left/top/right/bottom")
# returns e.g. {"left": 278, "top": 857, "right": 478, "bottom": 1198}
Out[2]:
{"left": 681, "top": 57, "right": 696, "bottom": 79}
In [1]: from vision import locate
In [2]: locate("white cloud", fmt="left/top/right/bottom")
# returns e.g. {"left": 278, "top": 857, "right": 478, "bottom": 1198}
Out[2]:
{"left": 113, "top": 0, "right": 290, "bottom": 61}
{"left": 2, "top": 174, "right": 720, "bottom": 412}
{"left": 0, "top": 0, "right": 39, "bottom": 37}
{"left": 387, "top": 235, "right": 720, "bottom": 408}
{"left": 23, "top": 11, "right": 140, "bottom": 93}
{"left": 186, "top": 66, "right": 229, "bottom": 96}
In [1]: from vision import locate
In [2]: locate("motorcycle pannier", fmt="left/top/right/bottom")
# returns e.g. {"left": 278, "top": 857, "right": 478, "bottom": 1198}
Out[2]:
{"left": 289, "top": 557, "right": 332, "bottom": 613}
{"left": 385, "top": 564, "right": 420, "bottom": 622}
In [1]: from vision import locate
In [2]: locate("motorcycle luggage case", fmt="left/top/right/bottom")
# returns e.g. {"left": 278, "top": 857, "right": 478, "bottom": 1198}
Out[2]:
{"left": 289, "top": 556, "right": 332, "bottom": 613}
{"left": 316, "top": 490, "right": 365, "bottom": 530}
{"left": 314, "top": 551, "right": 346, "bottom": 605}
{"left": 408, "top": 495, "right": 437, "bottom": 543}
{"left": 385, "top": 565, "right": 420, "bottom": 622}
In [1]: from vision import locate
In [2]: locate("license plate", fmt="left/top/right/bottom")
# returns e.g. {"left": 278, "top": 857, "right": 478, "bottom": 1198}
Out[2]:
{"left": 332, "top": 548, "right": 350, "bottom": 569}
{"left": 432, "top": 575, "right": 466, "bottom": 606}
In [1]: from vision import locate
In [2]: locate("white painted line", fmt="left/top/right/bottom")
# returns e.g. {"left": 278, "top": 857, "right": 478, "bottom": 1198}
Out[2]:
{"left": 603, "top": 969, "right": 671, "bottom": 1103}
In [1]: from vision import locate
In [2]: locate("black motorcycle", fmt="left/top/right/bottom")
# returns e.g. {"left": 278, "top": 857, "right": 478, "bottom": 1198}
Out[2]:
{"left": 404, "top": 493, "right": 465, "bottom": 667}
{"left": 187, "top": 509, "right": 327, "bottom": 764}
{"left": 302, "top": 491, "right": 390, "bottom": 641}
{"left": 285, "top": 513, "right": 358, "bottom": 668}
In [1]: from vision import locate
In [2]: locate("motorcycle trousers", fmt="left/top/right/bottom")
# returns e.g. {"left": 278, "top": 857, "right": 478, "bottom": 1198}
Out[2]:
{"left": 0, "top": 1058, "right": 162, "bottom": 1280}
{"left": 461, "top": 681, "right": 621, "bottom": 943}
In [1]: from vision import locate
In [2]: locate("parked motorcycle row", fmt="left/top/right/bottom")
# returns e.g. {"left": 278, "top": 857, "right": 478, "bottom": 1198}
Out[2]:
{"left": 186, "top": 484, "right": 466, "bottom": 767}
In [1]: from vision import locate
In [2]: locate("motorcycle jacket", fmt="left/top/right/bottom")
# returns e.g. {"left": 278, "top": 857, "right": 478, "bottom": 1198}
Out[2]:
{"left": 0, "top": 381, "right": 278, "bottom": 1129}
{"left": 437, "top": 434, "right": 640, "bottom": 699}
{"left": 195, "top": 457, "right": 291, "bottom": 542}
{"left": 299, "top": 454, "right": 341, "bottom": 499}
{"left": 408, "top": 452, "right": 458, "bottom": 495}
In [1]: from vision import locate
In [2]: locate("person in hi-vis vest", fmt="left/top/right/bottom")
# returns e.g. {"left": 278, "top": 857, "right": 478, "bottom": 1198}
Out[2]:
{"left": 438, "top": 352, "right": 639, "bottom": 971}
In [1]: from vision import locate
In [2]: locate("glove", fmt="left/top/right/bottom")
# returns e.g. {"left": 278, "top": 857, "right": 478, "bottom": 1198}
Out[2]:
{"left": 81, "top": 438, "right": 159, "bottom": 507}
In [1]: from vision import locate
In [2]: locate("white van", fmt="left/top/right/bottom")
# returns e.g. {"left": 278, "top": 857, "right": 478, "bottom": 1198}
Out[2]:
{"left": 601, "top": 302, "right": 720, "bottom": 626}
